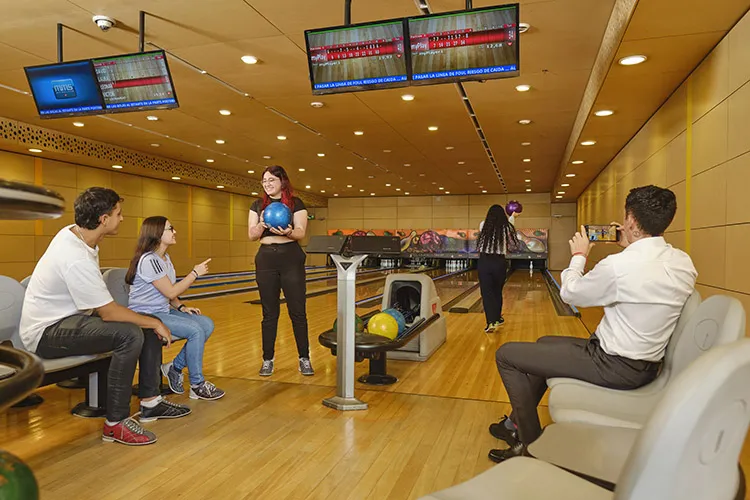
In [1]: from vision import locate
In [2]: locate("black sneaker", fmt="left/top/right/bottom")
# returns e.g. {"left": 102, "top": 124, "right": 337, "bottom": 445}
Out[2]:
{"left": 189, "top": 380, "right": 225, "bottom": 401}
{"left": 489, "top": 415, "right": 519, "bottom": 445}
{"left": 488, "top": 441, "right": 527, "bottom": 463}
{"left": 139, "top": 398, "right": 191, "bottom": 423}
{"left": 299, "top": 357, "right": 314, "bottom": 376}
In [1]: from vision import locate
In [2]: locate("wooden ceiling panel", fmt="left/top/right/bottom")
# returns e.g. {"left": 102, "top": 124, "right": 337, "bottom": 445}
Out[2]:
{"left": 623, "top": 0, "right": 750, "bottom": 40}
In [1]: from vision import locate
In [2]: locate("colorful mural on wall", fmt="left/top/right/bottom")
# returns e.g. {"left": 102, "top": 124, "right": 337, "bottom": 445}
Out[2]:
{"left": 327, "top": 228, "right": 548, "bottom": 257}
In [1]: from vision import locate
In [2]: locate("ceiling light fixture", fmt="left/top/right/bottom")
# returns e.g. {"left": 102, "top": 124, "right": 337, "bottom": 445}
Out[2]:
{"left": 385, "top": 183, "right": 391, "bottom": 187}
{"left": 523, "top": 158, "right": 531, "bottom": 162}
{"left": 354, "top": 130, "right": 364, "bottom": 136}
{"left": 521, "top": 142, "right": 531, "bottom": 146}
{"left": 518, "top": 23, "right": 531, "bottom": 33}
{"left": 219, "top": 109, "right": 231, "bottom": 116}
{"left": 263, "top": 155, "right": 272, "bottom": 159}
{"left": 370, "top": 192, "right": 375, "bottom": 196}
{"left": 526, "top": 188, "right": 532, "bottom": 192}
{"left": 618, "top": 55, "right": 647, "bottom": 66}
{"left": 428, "top": 126, "right": 438, "bottom": 131}
{"left": 482, "top": 189, "right": 487, "bottom": 193}
{"left": 525, "top": 179, "right": 531, "bottom": 182}
{"left": 73, "top": 122, "right": 84, "bottom": 127}
{"left": 241, "top": 55, "right": 258, "bottom": 64}
{"left": 445, "top": 146, "right": 454, "bottom": 150}
{"left": 310, "top": 101, "right": 324, "bottom": 108}
{"left": 326, "top": 177, "right": 332, "bottom": 181}
{"left": 216, "top": 139, "right": 225, "bottom": 144}
{"left": 595, "top": 110, "right": 614, "bottom": 117}
{"left": 251, "top": 191, "right": 258, "bottom": 195}
{"left": 383, "top": 149, "right": 392, "bottom": 153}
{"left": 172, "top": 176, "right": 180, "bottom": 180}
{"left": 558, "top": 191, "right": 566, "bottom": 194}
{"left": 150, "top": 143, "right": 160, "bottom": 147}
{"left": 580, "top": 140, "right": 596, "bottom": 146}
{"left": 317, "top": 153, "right": 325, "bottom": 157}
{"left": 518, "top": 119, "right": 531, "bottom": 125}
{"left": 111, "top": 164, "right": 122, "bottom": 169}
{"left": 206, "top": 159, "right": 215, "bottom": 163}
{"left": 320, "top": 190, "right": 326, "bottom": 193}
{"left": 405, "top": 192, "right": 410, "bottom": 195}
{"left": 28, "top": 148, "right": 42, "bottom": 153}
{"left": 572, "top": 160, "right": 584, "bottom": 164}
{"left": 334, "top": 193, "right": 339, "bottom": 197}
{"left": 515, "top": 84, "right": 531, "bottom": 92}
{"left": 146, "top": 116, "right": 158, "bottom": 121}
{"left": 346, "top": 166, "right": 353, "bottom": 170}
{"left": 217, "top": 185, "right": 224, "bottom": 189}
{"left": 438, "top": 187, "right": 444, "bottom": 190}
{"left": 556, "top": 195, "right": 563, "bottom": 199}
{"left": 562, "top": 183, "right": 570, "bottom": 187}
{"left": 566, "top": 173, "right": 576, "bottom": 178}
{"left": 347, "top": 184, "right": 352, "bottom": 188}
{"left": 401, "top": 94, "right": 415, "bottom": 101}
{"left": 305, "top": 185, "right": 311, "bottom": 189}
{"left": 458, "top": 161, "right": 465, "bottom": 165}
{"left": 277, "top": 135, "right": 287, "bottom": 140}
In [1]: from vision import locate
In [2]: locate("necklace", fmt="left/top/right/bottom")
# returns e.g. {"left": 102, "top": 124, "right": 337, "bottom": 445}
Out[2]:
{"left": 74, "top": 225, "right": 92, "bottom": 248}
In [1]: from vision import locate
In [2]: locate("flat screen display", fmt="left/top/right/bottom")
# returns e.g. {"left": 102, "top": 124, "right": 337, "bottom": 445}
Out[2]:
{"left": 25, "top": 60, "right": 104, "bottom": 118}
{"left": 92, "top": 50, "right": 178, "bottom": 111}
{"left": 305, "top": 19, "right": 410, "bottom": 95}
{"left": 407, "top": 4, "right": 519, "bottom": 84}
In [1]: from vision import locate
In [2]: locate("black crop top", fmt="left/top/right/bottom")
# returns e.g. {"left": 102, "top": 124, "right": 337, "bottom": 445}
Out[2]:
{"left": 251, "top": 196, "right": 306, "bottom": 239}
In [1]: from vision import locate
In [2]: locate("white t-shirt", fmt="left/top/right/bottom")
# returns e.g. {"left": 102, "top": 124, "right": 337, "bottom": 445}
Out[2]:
{"left": 20, "top": 225, "right": 114, "bottom": 352}
{"left": 478, "top": 214, "right": 515, "bottom": 254}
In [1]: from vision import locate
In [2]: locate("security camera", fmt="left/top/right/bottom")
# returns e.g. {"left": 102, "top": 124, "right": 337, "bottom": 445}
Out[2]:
{"left": 93, "top": 15, "right": 116, "bottom": 32}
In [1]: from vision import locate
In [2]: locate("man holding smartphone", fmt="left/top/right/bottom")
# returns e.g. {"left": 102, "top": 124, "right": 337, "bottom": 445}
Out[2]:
{"left": 487, "top": 185, "right": 697, "bottom": 463}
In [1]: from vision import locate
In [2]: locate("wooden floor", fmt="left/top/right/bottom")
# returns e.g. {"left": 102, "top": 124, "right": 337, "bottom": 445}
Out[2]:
{"left": 2, "top": 270, "right": 749, "bottom": 498}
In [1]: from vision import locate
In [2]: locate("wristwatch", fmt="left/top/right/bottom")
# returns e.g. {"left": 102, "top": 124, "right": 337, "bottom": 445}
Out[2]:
{"left": 178, "top": 304, "right": 187, "bottom": 312}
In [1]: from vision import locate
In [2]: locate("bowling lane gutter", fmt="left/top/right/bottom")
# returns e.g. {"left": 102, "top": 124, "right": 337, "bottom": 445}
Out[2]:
{"left": 355, "top": 268, "right": 476, "bottom": 308}
{"left": 181, "top": 267, "right": 388, "bottom": 300}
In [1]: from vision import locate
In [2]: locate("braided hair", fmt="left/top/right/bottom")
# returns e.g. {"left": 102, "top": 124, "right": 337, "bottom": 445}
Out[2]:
{"left": 477, "top": 204, "right": 519, "bottom": 254}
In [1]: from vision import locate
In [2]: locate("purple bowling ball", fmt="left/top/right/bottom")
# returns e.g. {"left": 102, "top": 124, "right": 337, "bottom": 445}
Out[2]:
{"left": 506, "top": 200, "right": 523, "bottom": 216}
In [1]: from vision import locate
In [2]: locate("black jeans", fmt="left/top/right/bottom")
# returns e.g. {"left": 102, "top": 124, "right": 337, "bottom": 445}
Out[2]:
{"left": 478, "top": 253, "right": 507, "bottom": 324}
{"left": 36, "top": 314, "right": 162, "bottom": 422}
{"left": 255, "top": 241, "right": 309, "bottom": 360}
{"left": 495, "top": 335, "right": 660, "bottom": 445}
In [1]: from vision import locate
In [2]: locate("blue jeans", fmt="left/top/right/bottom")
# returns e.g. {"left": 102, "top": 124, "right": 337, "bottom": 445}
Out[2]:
{"left": 154, "top": 310, "right": 214, "bottom": 385}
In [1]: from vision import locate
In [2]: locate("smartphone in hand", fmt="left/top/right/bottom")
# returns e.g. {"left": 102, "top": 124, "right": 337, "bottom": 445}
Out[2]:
{"left": 584, "top": 224, "right": 620, "bottom": 242}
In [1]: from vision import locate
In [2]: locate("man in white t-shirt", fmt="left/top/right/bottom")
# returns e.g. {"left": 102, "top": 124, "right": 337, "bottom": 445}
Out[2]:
{"left": 21, "top": 187, "right": 191, "bottom": 446}
{"left": 487, "top": 185, "right": 697, "bottom": 463}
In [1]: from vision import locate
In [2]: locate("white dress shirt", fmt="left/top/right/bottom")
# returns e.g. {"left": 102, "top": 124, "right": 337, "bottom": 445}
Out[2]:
{"left": 560, "top": 237, "right": 697, "bottom": 362}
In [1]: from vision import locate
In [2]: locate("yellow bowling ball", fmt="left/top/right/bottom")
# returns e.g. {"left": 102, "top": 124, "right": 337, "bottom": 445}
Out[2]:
{"left": 366, "top": 312, "right": 399, "bottom": 340}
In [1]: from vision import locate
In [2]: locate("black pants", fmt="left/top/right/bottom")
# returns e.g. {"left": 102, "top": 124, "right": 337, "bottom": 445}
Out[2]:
{"left": 478, "top": 253, "right": 507, "bottom": 324}
{"left": 495, "top": 335, "right": 660, "bottom": 445}
{"left": 255, "top": 242, "right": 309, "bottom": 360}
{"left": 36, "top": 314, "right": 162, "bottom": 422}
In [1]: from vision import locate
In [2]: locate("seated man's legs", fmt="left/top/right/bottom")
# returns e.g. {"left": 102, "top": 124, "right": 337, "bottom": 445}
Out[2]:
{"left": 490, "top": 336, "right": 659, "bottom": 462}
{"left": 36, "top": 315, "right": 156, "bottom": 445}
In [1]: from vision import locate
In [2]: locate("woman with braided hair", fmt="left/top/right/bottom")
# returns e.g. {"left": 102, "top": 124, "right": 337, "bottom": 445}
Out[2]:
{"left": 477, "top": 205, "right": 520, "bottom": 332}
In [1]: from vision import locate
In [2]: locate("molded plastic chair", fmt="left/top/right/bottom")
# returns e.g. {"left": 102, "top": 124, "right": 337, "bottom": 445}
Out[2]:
{"left": 102, "top": 268, "right": 129, "bottom": 307}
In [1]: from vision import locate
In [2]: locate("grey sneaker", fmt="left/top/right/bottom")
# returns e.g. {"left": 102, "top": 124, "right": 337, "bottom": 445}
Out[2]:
{"left": 139, "top": 398, "right": 191, "bottom": 423}
{"left": 259, "top": 359, "right": 274, "bottom": 377}
{"left": 161, "top": 362, "right": 184, "bottom": 394}
{"left": 299, "top": 357, "right": 314, "bottom": 376}
{"left": 190, "top": 380, "right": 225, "bottom": 401}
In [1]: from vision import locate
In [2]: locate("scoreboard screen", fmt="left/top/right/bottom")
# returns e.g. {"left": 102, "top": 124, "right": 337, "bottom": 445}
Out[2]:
{"left": 92, "top": 50, "right": 179, "bottom": 112}
{"left": 25, "top": 60, "right": 104, "bottom": 119}
{"left": 305, "top": 19, "right": 410, "bottom": 95}
{"left": 407, "top": 3, "right": 519, "bottom": 84}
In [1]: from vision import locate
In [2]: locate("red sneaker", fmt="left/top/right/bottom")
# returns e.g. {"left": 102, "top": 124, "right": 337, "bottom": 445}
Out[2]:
{"left": 102, "top": 418, "right": 157, "bottom": 446}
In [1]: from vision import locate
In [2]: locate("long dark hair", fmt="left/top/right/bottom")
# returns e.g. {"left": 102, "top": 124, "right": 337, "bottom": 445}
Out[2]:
{"left": 477, "top": 205, "right": 519, "bottom": 254}
{"left": 125, "top": 216, "right": 168, "bottom": 285}
{"left": 261, "top": 165, "right": 294, "bottom": 211}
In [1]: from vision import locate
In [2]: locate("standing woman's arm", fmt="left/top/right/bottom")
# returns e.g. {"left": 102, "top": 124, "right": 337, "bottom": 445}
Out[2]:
{"left": 248, "top": 208, "right": 266, "bottom": 241}
{"left": 286, "top": 210, "right": 308, "bottom": 241}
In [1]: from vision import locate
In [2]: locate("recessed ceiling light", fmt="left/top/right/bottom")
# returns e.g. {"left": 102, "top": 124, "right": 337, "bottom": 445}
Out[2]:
{"left": 305, "top": 185, "right": 311, "bottom": 189}
{"left": 385, "top": 183, "right": 391, "bottom": 187}
{"left": 146, "top": 115, "right": 158, "bottom": 121}
{"left": 405, "top": 192, "right": 410, "bottom": 195}
{"left": 317, "top": 153, "right": 325, "bottom": 157}
{"left": 326, "top": 177, "right": 332, "bottom": 181}
{"left": 28, "top": 148, "right": 42, "bottom": 153}
{"left": 73, "top": 122, "right": 84, "bottom": 127}
{"left": 618, "top": 55, "right": 647, "bottom": 66}
{"left": 370, "top": 192, "right": 375, "bottom": 196}
{"left": 347, "top": 184, "right": 353, "bottom": 188}
{"left": 334, "top": 193, "right": 339, "bottom": 197}
{"left": 151, "top": 143, "right": 160, "bottom": 147}
{"left": 428, "top": 126, "right": 438, "bottom": 131}
{"left": 216, "top": 139, "right": 225, "bottom": 144}
{"left": 524, "top": 169, "right": 532, "bottom": 173}
{"left": 518, "top": 119, "right": 532, "bottom": 125}
{"left": 515, "top": 84, "right": 531, "bottom": 92}
{"left": 360, "top": 189, "right": 365, "bottom": 192}
{"left": 206, "top": 159, "right": 215, "bottom": 163}
{"left": 262, "top": 155, "right": 272, "bottom": 159}
{"left": 482, "top": 190, "right": 487, "bottom": 193}
{"left": 396, "top": 188, "right": 401, "bottom": 191}
{"left": 217, "top": 185, "right": 224, "bottom": 189}
{"left": 248, "top": 170, "right": 255, "bottom": 174}
{"left": 368, "top": 175, "right": 375, "bottom": 179}
{"left": 200, "top": 70, "right": 207, "bottom": 74}
{"left": 445, "top": 146, "right": 454, "bottom": 150}
{"left": 419, "top": 173, "right": 425, "bottom": 176}
{"left": 561, "top": 183, "right": 570, "bottom": 187}
{"left": 556, "top": 195, "right": 563, "bottom": 199}
{"left": 526, "top": 188, "right": 532, "bottom": 192}
{"left": 558, "top": 191, "right": 566, "bottom": 194}
{"left": 525, "top": 179, "right": 531, "bottom": 182}
{"left": 251, "top": 191, "right": 258, "bottom": 195}
{"left": 581, "top": 140, "right": 596, "bottom": 146}
{"left": 458, "top": 161, "right": 465, "bottom": 165}
{"left": 241, "top": 55, "right": 258, "bottom": 64}
{"left": 474, "top": 180, "right": 480, "bottom": 183}
{"left": 310, "top": 101, "right": 324, "bottom": 108}
{"left": 438, "top": 187, "right": 444, "bottom": 190}
{"left": 566, "top": 173, "right": 576, "bottom": 178}
{"left": 354, "top": 131, "right": 364, "bottom": 136}
{"left": 467, "top": 172, "right": 473, "bottom": 175}
{"left": 521, "top": 142, "right": 531, "bottom": 146}
{"left": 594, "top": 110, "right": 614, "bottom": 117}
{"left": 277, "top": 135, "right": 287, "bottom": 140}
{"left": 299, "top": 168, "right": 305, "bottom": 172}
{"left": 523, "top": 158, "right": 531, "bottom": 162}
{"left": 320, "top": 190, "right": 326, "bottom": 193}
{"left": 519, "top": 23, "right": 531, "bottom": 33}
{"left": 401, "top": 94, "right": 415, "bottom": 101}
{"left": 346, "top": 166, "right": 354, "bottom": 170}
{"left": 572, "top": 160, "right": 584, "bottom": 164}
{"left": 172, "top": 176, "right": 180, "bottom": 180}
{"left": 219, "top": 109, "right": 231, "bottom": 116}
{"left": 404, "top": 163, "right": 411, "bottom": 167}
{"left": 111, "top": 164, "right": 123, "bottom": 169}
{"left": 383, "top": 149, "right": 391, "bottom": 153}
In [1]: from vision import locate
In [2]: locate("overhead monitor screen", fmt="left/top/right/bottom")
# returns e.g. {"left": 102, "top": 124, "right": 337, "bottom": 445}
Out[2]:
{"left": 305, "top": 19, "right": 409, "bottom": 94}
{"left": 24, "top": 60, "right": 104, "bottom": 118}
{"left": 91, "top": 50, "right": 179, "bottom": 111}
{"left": 408, "top": 4, "right": 519, "bottom": 84}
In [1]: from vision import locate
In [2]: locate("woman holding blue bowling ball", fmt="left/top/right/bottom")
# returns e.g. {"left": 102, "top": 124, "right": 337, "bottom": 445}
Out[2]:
{"left": 248, "top": 165, "right": 313, "bottom": 377}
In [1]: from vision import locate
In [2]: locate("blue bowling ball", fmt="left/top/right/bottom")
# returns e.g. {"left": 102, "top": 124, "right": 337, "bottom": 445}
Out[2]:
{"left": 382, "top": 308, "right": 406, "bottom": 334}
{"left": 264, "top": 201, "right": 292, "bottom": 229}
